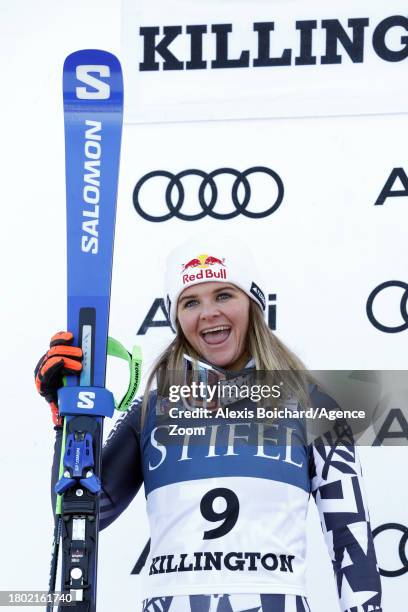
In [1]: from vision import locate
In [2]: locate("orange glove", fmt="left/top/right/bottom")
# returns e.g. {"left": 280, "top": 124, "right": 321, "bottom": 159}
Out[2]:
{"left": 35, "top": 331, "right": 83, "bottom": 426}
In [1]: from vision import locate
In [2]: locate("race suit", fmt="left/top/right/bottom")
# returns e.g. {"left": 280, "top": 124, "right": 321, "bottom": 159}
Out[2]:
{"left": 51, "top": 366, "right": 382, "bottom": 612}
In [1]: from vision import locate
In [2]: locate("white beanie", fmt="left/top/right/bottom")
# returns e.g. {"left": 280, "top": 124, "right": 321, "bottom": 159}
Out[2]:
{"left": 164, "top": 235, "right": 266, "bottom": 328}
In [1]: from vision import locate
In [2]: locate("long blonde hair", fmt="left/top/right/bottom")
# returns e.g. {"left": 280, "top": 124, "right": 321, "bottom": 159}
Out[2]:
{"left": 141, "top": 300, "right": 310, "bottom": 425}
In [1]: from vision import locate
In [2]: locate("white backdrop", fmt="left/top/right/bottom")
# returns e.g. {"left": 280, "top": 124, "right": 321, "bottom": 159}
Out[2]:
{"left": 1, "top": 1, "right": 408, "bottom": 611}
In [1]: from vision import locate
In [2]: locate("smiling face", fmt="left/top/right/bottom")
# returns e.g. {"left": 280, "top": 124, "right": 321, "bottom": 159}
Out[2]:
{"left": 177, "top": 282, "right": 251, "bottom": 371}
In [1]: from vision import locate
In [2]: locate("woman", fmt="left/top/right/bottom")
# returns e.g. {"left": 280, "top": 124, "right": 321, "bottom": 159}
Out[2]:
{"left": 35, "top": 237, "right": 382, "bottom": 612}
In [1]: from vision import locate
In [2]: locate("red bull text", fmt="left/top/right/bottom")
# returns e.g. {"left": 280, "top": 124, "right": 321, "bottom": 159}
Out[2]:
{"left": 182, "top": 268, "right": 227, "bottom": 284}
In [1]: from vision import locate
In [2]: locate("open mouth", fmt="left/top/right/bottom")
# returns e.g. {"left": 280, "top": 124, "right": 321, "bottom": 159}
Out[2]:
{"left": 200, "top": 325, "right": 231, "bottom": 345}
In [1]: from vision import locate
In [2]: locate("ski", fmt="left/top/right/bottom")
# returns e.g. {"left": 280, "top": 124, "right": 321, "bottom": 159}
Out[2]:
{"left": 49, "top": 49, "right": 123, "bottom": 612}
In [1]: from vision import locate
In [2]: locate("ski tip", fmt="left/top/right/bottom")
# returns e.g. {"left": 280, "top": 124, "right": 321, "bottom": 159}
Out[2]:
{"left": 63, "top": 49, "right": 122, "bottom": 71}
{"left": 63, "top": 49, "right": 123, "bottom": 108}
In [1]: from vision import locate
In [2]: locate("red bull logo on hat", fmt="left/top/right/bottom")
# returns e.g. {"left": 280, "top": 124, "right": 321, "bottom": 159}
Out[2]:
{"left": 181, "top": 253, "right": 227, "bottom": 284}
{"left": 182, "top": 253, "right": 225, "bottom": 272}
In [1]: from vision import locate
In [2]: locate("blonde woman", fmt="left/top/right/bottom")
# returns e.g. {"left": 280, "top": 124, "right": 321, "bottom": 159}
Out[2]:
{"left": 36, "top": 237, "right": 382, "bottom": 612}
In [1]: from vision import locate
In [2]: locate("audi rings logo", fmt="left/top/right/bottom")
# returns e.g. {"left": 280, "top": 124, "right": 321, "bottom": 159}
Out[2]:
{"left": 372, "top": 523, "right": 408, "bottom": 577}
{"left": 132, "top": 167, "right": 284, "bottom": 222}
{"left": 366, "top": 281, "right": 408, "bottom": 333}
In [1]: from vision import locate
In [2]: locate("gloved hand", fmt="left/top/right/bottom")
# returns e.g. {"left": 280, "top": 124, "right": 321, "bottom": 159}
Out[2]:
{"left": 35, "top": 331, "right": 83, "bottom": 426}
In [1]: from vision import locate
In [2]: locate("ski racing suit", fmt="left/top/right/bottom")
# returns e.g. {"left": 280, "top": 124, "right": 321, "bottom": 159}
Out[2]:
{"left": 51, "top": 365, "right": 382, "bottom": 612}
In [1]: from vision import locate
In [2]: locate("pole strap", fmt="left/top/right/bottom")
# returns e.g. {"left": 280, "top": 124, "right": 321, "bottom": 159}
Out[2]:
{"left": 107, "top": 337, "right": 143, "bottom": 412}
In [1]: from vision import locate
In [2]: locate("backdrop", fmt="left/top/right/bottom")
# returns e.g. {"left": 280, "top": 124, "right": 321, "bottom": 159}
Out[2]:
{"left": 2, "top": 1, "right": 408, "bottom": 611}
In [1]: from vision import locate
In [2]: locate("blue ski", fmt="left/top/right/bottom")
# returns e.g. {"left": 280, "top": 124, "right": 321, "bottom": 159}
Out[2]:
{"left": 50, "top": 49, "right": 123, "bottom": 611}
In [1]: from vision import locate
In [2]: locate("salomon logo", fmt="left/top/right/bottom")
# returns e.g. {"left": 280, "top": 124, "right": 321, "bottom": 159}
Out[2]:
{"left": 77, "top": 391, "right": 96, "bottom": 409}
{"left": 76, "top": 65, "right": 111, "bottom": 99}
{"left": 75, "top": 447, "right": 81, "bottom": 469}
{"left": 81, "top": 121, "right": 102, "bottom": 254}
